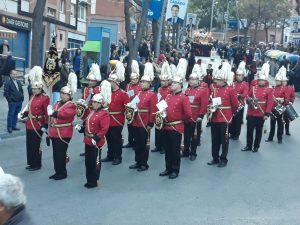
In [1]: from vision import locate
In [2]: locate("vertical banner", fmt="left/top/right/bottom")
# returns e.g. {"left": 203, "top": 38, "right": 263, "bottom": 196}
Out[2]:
{"left": 147, "top": 0, "right": 163, "bottom": 19}
{"left": 165, "top": 0, "right": 188, "bottom": 26}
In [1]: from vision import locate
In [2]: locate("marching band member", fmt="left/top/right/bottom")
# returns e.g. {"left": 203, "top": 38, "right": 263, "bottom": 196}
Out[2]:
{"left": 123, "top": 72, "right": 141, "bottom": 149}
{"left": 20, "top": 79, "right": 50, "bottom": 171}
{"left": 78, "top": 63, "right": 101, "bottom": 156}
{"left": 250, "top": 62, "right": 270, "bottom": 88}
{"left": 158, "top": 75, "right": 192, "bottom": 179}
{"left": 75, "top": 81, "right": 111, "bottom": 188}
{"left": 128, "top": 67, "right": 157, "bottom": 172}
{"left": 101, "top": 69, "right": 130, "bottom": 165}
{"left": 265, "top": 66, "right": 290, "bottom": 144}
{"left": 229, "top": 69, "right": 249, "bottom": 140}
{"left": 207, "top": 63, "right": 239, "bottom": 168}
{"left": 182, "top": 72, "right": 208, "bottom": 160}
{"left": 241, "top": 70, "right": 273, "bottom": 153}
{"left": 48, "top": 86, "right": 76, "bottom": 180}
{"left": 152, "top": 62, "right": 172, "bottom": 154}
{"left": 282, "top": 77, "right": 295, "bottom": 136}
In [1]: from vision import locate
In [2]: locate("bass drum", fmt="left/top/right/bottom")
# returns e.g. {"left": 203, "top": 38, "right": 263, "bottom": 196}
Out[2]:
{"left": 284, "top": 104, "right": 299, "bottom": 121}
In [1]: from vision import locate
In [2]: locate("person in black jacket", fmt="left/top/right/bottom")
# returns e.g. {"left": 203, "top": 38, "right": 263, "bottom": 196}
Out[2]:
{"left": 0, "top": 52, "right": 16, "bottom": 85}
{"left": 3, "top": 70, "right": 24, "bottom": 133}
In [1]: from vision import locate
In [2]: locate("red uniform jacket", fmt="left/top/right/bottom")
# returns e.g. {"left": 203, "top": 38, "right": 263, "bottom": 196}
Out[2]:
{"left": 272, "top": 85, "right": 290, "bottom": 108}
{"left": 233, "top": 81, "right": 249, "bottom": 104}
{"left": 163, "top": 92, "right": 192, "bottom": 133}
{"left": 157, "top": 86, "right": 172, "bottom": 101}
{"left": 82, "top": 86, "right": 101, "bottom": 106}
{"left": 49, "top": 101, "right": 76, "bottom": 138}
{"left": 131, "top": 89, "right": 157, "bottom": 128}
{"left": 184, "top": 86, "right": 209, "bottom": 121}
{"left": 126, "top": 83, "right": 141, "bottom": 101}
{"left": 25, "top": 94, "right": 50, "bottom": 131}
{"left": 108, "top": 89, "right": 130, "bottom": 127}
{"left": 210, "top": 85, "right": 239, "bottom": 123}
{"left": 247, "top": 85, "right": 273, "bottom": 117}
{"left": 200, "top": 81, "right": 208, "bottom": 88}
{"left": 286, "top": 85, "right": 295, "bottom": 103}
{"left": 250, "top": 79, "right": 269, "bottom": 89}
{"left": 83, "top": 109, "right": 110, "bottom": 148}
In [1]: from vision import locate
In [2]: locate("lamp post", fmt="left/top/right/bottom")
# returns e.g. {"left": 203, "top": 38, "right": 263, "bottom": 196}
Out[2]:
{"left": 210, "top": 0, "right": 215, "bottom": 32}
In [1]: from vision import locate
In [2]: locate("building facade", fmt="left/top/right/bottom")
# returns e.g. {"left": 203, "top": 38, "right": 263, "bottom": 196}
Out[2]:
{"left": 0, "top": 0, "right": 127, "bottom": 67}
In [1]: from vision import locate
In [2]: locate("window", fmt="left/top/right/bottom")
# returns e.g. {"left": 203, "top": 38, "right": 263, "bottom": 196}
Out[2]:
{"left": 60, "top": 0, "right": 65, "bottom": 13}
{"left": 48, "top": 7, "right": 56, "bottom": 17}
{"left": 70, "top": 4, "right": 75, "bottom": 17}
{"left": 78, "top": 5, "right": 86, "bottom": 21}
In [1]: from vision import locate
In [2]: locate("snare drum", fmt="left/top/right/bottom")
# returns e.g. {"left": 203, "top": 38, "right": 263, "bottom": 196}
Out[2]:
{"left": 284, "top": 104, "right": 299, "bottom": 121}
{"left": 271, "top": 104, "right": 285, "bottom": 120}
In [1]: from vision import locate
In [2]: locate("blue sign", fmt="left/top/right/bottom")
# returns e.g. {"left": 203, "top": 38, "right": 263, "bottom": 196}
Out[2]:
{"left": 228, "top": 19, "right": 238, "bottom": 29}
{"left": 146, "top": 0, "right": 163, "bottom": 19}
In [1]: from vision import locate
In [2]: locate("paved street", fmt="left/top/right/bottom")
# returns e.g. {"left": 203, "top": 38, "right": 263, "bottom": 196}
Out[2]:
{"left": 1, "top": 57, "right": 300, "bottom": 225}
{"left": 1, "top": 94, "right": 300, "bottom": 225}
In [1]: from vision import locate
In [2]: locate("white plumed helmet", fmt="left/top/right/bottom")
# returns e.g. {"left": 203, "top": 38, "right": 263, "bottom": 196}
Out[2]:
{"left": 176, "top": 58, "right": 188, "bottom": 80}
{"left": 143, "top": 62, "right": 154, "bottom": 81}
{"left": 87, "top": 63, "right": 101, "bottom": 81}
{"left": 67, "top": 72, "right": 77, "bottom": 95}
{"left": 131, "top": 60, "right": 139, "bottom": 75}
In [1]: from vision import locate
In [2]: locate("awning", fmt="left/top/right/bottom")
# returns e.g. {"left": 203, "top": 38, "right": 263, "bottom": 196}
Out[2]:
{"left": 82, "top": 41, "right": 101, "bottom": 53}
{"left": 0, "top": 26, "right": 17, "bottom": 39}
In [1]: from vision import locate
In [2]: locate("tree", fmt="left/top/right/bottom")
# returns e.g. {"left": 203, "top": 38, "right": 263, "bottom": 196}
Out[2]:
{"left": 124, "top": 0, "right": 150, "bottom": 71}
{"left": 31, "top": 0, "right": 47, "bottom": 67}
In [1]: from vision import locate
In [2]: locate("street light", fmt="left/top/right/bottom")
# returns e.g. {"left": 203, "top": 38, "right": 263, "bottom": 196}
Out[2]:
{"left": 210, "top": 0, "right": 217, "bottom": 32}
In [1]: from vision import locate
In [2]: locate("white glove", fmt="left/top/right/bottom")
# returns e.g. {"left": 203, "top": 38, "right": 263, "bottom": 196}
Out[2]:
{"left": 47, "top": 105, "right": 53, "bottom": 116}
{"left": 41, "top": 127, "right": 47, "bottom": 133}
{"left": 75, "top": 124, "right": 82, "bottom": 131}
{"left": 92, "top": 139, "right": 97, "bottom": 145}
{"left": 17, "top": 113, "right": 22, "bottom": 120}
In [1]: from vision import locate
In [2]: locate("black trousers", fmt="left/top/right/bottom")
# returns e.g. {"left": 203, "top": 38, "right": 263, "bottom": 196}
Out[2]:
{"left": 184, "top": 121, "right": 202, "bottom": 156}
{"left": 246, "top": 116, "right": 264, "bottom": 149}
{"left": 154, "top": 128, "right": 164, "bottom": 150}
{"left": 283, "top": 113, "right": 290, "bottom": 133}
{"left": 85, "top": 144, "right": 101, "bottom": 185}
{"left": 132, "top": 126, "right": 149, "bottom": 167}
{"left": 26, "top": 129, "right": 43, "bottom": 168}
{"left": 268, "top": 115, "right": 284, "bottom": 141}
{"left": 75, "top": 71, "right": 81, "bottom": 88}
{"left": 229, "top": 108, "right": 244, "bottom": 138}
{"left": 211, "top": 122, "right": 229, "bottom": 163}
{"left": 51, "top": 138, "right": 70, "bottom": 176}
{"left": 162, "top": 130, "right": 182, "bottom": 174}
{"left": 106, "top": 126, "right": 123, "bottom": 160}
{"left": 127, "top": 124, "right": 135, "bottom": 146}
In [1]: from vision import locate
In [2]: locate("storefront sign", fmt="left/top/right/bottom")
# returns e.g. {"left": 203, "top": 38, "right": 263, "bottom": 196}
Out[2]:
{"left": 1, "top": 15, "right": 31, "bottom": 31}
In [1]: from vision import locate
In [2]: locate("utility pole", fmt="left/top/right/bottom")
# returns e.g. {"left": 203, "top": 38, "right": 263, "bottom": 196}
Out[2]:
{"left": 210, "top": 0, "right": 215, "bottom": 32}
{"left": 224, "top": 0, "right": 229, "bottom": 43}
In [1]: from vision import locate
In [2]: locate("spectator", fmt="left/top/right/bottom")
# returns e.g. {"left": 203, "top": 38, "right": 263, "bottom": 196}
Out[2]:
{"left": 0, "top": 40, "right": 10, "bottom": 55}
{"left": 0, "top": 171, "right": 35, "bottom": 224}
{"left": 72, "top": 48, "right": 81, "bottom": 89}
{"left": 3, "top": 70, "right": 24, "bottom": 133}
{"left": 60, "top": 48, "right": 69, "bottom": 64}
{"left": 291, "top": 59, "right": 300, "bottom": 92}
{"left": 0, "top": 52, "right": 16, "bottom": 85}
